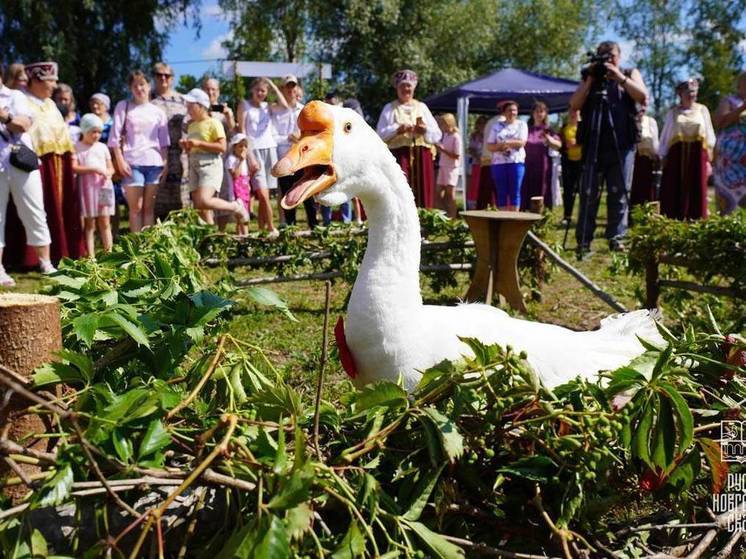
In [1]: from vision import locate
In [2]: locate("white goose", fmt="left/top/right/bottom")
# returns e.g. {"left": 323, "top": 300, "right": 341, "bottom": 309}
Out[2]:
{"left": 273, "top": 102, "right": 662, "bottom": 392}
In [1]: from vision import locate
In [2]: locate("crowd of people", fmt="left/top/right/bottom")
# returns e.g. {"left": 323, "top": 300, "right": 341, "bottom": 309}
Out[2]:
{"left": 0, "top": 61, "right": 365, "bottom": 287}
{"left": 0, "top": 48, "right": 744, "bottom": 286}
{"left": 460, "top": 42, "right": 745, "bottom": 255}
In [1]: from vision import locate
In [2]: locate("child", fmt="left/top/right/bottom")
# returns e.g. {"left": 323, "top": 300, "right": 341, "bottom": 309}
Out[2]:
{"left": 225, "top": 134, "right": 255, "bottom": 236}
{"left": 73, "top": 113, "right": 115, "bottom": 256}
{"left": 180, "top": 88, "right": 247, "bottom": 225}
{"left": 435, "top": 113, "right": 462, "bottom": 218}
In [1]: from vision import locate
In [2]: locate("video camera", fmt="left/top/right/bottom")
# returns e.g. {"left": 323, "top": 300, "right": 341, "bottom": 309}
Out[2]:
{"left": 581, "top": 50, "right": 614, "bottom": 82}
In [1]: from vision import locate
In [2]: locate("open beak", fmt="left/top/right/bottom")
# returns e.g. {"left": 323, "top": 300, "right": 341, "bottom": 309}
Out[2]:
{"left": 272, "top": 101, "right": 337, "bottom": 210}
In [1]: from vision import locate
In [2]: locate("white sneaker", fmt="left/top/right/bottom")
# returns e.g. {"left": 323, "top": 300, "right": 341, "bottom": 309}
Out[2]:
{"left": 267, "top": 228, "right": 280, "bottom": 240}
{"left": 39, "top": 259, "right": 57, "bottom": 275}
{"left": 0, "top": 268, "right": 16, "bottom": 288}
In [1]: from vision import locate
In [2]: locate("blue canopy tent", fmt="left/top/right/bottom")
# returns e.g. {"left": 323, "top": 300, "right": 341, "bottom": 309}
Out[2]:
{"left": 425, "top": 68, "right": 579, "bottom": 114}
{"left": 424, "top": 68, "right": 579, "bottom": 204}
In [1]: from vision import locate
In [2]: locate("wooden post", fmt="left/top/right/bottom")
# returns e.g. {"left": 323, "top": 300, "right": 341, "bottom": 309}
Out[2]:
{"left": 644, "top": 201, "right": 660, "bottom": 309}
{"left": 528, "top": 196, "right": 546, "bottom": 299}
{"left": 529, "top": 196, "right": 544, "bottom": 214}
{"left": 645, "top": 258, "right": 660, "bottom": 309}
{"left": 0, "top": 294, "right": 62, "bottom": 502}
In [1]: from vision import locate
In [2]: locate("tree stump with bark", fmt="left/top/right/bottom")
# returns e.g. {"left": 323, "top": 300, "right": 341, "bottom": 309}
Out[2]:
{"left": 0, "top": 293, "right": 62, "bottom": 502}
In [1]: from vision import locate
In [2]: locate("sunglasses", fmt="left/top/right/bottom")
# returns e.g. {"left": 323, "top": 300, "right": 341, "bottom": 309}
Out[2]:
{"left": 155, "top": 72, "right": 173, "bottom": 78}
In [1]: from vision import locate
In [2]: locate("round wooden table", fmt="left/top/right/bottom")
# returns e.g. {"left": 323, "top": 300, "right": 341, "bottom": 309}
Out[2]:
{"left": 460, "top": 210, "right": 543, "bottom": 312}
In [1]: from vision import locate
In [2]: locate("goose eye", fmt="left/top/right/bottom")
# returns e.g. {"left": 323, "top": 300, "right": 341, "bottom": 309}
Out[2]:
{"left": 343, "top": 122, "right": 352, "bottom": 133}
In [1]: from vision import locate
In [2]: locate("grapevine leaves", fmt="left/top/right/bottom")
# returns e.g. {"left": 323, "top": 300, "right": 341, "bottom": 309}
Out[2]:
{"left": 404, "top": 520, "right": 465, "bottom": 559}
{"left": 215, "top": 515, "right": 290, "bottom": 559}
{"left": 35, "top": 463, "right": 73, "bottom": 508}
{"left": 245, "top": 286, "right": 297, "bottom": 322}
{"left": 354, "top": 382, "right": 408, "bottom": 414}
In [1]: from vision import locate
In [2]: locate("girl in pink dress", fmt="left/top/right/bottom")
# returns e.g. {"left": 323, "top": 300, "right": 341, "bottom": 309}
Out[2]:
{"left": 435, "top": 113, "right": 462, "bottom": 218}
{"left": 73, "top": 113, "right": 114, "bottom": 256}
{"left": 225, "top": 134, "right": 254, "bottom": 236}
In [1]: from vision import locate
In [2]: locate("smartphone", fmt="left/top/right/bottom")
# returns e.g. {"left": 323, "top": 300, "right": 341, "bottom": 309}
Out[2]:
{"left": 210, "top": 104, "right": 225, "bottom": 113}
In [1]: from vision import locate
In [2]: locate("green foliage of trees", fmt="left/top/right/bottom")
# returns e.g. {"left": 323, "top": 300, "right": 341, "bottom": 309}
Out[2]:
{"left": 221, "top": 0, "right": 607, "bottom": 113}
{"left": 687, "top": 0, "right": 746, "bottom": 110}
{"left": 176, "top": 73, "right": 200, "bottom": 94}
{"left": 0, "top": 0, "right": 199, "bottom": 103}
{"left": 614, "top": 0, "right": 688, "bottom": 116}
{"left": 614, "top": 0, "right": 745, "bottom": 116}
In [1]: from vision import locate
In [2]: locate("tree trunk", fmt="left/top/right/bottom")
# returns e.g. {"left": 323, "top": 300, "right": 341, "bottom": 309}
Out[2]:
{"left": 0, "top": 293, "right": 62, "bottom": 502}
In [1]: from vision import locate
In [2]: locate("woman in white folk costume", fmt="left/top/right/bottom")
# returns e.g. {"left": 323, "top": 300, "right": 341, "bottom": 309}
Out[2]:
{"left": 376, "top": 70, "right": 441, "bottom": 208}
{"left": 629, "top": 97, "right": 660, "bottom": 208}
{"left": 0, "top": 66, "right": 54, "bottom": 286}
{"left": 6, "top": 61, "right": 83, "bottom": 268}
{"left": 659, "top": 78, "right": 716, "bottom": 220}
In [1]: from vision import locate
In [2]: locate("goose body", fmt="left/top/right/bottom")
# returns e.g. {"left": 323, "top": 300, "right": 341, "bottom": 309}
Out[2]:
{"left": 273, "top": 102, "right": 662, "bottom": 391}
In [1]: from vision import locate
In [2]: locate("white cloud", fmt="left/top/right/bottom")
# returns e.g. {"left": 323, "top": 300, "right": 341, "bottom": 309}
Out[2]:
{"left": 202, "top": 31, "right": 232, "bottom": 59}
{"left": 202, "top": 4, "right": 224, "bottom": 18}
{"left": 616, "top": 39, "right": 636, "bottom": 67}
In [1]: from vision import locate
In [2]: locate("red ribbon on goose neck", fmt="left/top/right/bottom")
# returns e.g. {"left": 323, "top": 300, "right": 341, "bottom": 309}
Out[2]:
{"left": 334, "top": 316, "right": 358, "bottom": 379}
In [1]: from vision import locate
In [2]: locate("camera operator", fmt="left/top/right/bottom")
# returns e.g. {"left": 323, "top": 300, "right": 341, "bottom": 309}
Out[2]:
{"left": 569, "top": 40, "right": 648, "bottom": 253}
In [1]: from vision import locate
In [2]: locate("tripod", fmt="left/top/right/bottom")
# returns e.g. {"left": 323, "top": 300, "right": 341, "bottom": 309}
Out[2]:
{"left": 562, "top": 80, "right": 631, "bottom": 257}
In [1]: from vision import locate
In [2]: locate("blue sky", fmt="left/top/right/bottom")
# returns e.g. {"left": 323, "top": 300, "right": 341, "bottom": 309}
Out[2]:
{"left": 163, "top": 3, "right": 231, "bottom": 81}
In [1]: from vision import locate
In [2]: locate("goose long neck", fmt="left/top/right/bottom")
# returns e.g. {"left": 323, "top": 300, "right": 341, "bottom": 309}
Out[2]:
{"left": 351, "top": 159, "right": 423, "bottom": 312}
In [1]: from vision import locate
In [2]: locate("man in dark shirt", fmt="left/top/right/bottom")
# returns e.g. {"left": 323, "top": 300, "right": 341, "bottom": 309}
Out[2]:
{"left": 569, "top": 41, "right": 648, "bottom": 253}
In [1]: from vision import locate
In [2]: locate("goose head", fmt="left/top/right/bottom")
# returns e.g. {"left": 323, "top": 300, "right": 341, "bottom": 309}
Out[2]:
{"left": 272, "top": 101, "right": 395, "bottom": 210}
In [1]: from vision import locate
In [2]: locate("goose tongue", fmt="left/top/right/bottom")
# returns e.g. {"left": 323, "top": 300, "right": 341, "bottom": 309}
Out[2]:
{"left": 281, "top": 165, "right": 333, "bottom": 209}
{"left": 284, "top": 180, "right": 313, "bottom": 207}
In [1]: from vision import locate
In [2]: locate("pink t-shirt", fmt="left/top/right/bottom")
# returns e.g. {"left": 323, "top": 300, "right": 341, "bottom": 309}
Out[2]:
{"left": 438, "top": 132, "right": 462, "bottom": 173}
{"left": 108, "top": 100, "right": 170, "bottom": 166}
{"left": 76, "top": 141, "right": 114, "bottom": 218}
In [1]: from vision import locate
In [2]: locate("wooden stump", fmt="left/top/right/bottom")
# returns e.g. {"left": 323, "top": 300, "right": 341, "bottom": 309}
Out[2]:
{"left": 0, "top": 293, "right": 62, "bottom": 502}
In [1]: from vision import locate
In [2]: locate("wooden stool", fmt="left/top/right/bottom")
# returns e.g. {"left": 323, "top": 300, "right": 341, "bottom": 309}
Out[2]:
{"left": 460, "top": 210, "right": 543, "bottom": 312}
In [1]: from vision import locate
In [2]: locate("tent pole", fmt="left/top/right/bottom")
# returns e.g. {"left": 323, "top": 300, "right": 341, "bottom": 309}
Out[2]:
{"left": 457, "top": 96, "right": 469, "bottom": 211}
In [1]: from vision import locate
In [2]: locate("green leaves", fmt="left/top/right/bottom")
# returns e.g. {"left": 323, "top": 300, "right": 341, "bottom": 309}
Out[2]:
{"left": 138, "top": 419, "right": 171, "bottom": 459}
{"left": 103, "top": 310, "right": 150, "bottom": 348}
{"left": 405, "top": 520, "right": 465, "bottom": 559}
{"left": 498, "top": 455, "right": 555, "bottom": 482}
{"left": 354, "top": 382, "right": 408, "bottom": 414}
{"left": 419, "top": 407, "right": 464, "bottom": 463}
{"left": 33, "top": 350, "right": 93, "bottom": 387}
{"left": 332, "top": 522, "right": 366, "bottom": 559}
{"left": 267, "top": 465, "right": 315, "bottom": 510}
{"left": 36, "top": 464, "right": 73, "bottom": 508}
{"left": 215, "top": 515, "right": 289, "bottom": 559}
{"left": 403, "top": 465, "right": 445, "bottom": 521}
{"left": 245, "top": 286, "right": 296, "bottom": 322}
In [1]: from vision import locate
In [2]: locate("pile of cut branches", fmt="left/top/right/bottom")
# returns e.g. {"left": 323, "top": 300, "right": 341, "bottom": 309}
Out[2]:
{"left": 0, "top": 212, "right": 744, "bottom": 558}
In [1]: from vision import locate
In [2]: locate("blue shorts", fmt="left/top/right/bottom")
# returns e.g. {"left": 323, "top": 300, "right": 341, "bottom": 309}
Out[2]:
{"left": 122, "top": 165, "right": 163, "bottom": 187}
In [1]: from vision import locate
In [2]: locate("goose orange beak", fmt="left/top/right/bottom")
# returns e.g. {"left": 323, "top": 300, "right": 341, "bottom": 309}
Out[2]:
{"left": 272, "top": 101, "right": 337, "bottom": 210}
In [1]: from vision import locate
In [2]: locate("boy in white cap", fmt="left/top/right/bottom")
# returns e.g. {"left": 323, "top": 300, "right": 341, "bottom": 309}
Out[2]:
{"left": 180, "top": 88, "right": 247, "bottom": 225}
{"left": 73, "top": 113, "right": 115, "bottom": 256}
